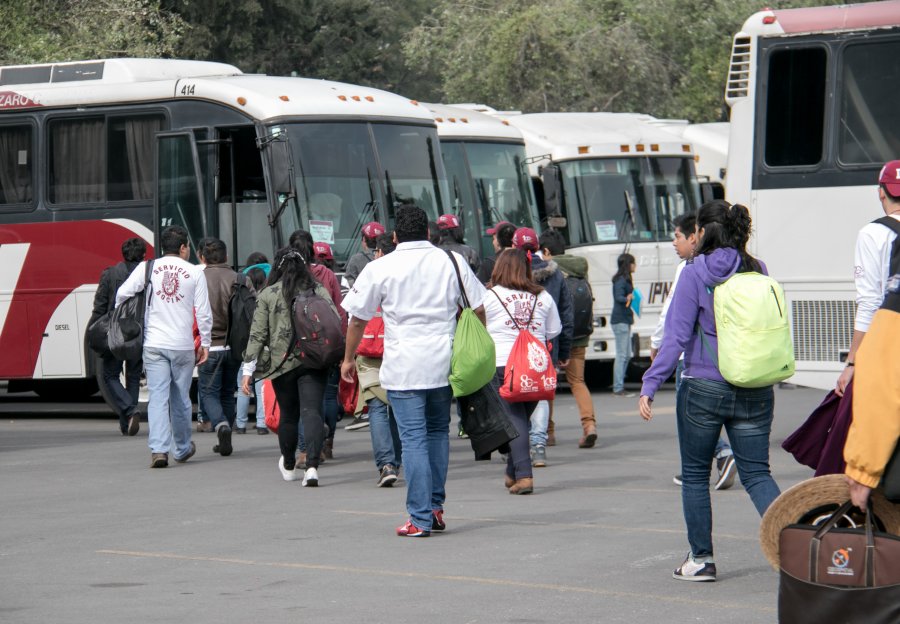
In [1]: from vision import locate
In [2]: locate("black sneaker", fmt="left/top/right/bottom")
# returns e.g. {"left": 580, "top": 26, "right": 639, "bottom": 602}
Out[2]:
{"left": 257, "top": 427, "right": 269, "bottom": 435}
{"left": 673, "top": 553, "right": 716, "bottom": 582}
{"left": 714, "top": 455, "right": 737, "bottom": 490}
{"left": 377, "top": 464, "right": 398, "bottom": 487}
{"left": 234, "top": 427, "right": 246, "bottom": 434}
{"left": 216, "top": 424, "right": 233, "bottom": 456}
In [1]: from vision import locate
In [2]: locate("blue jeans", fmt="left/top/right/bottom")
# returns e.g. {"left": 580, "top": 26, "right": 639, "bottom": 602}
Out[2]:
{"left": 612, "top": 322, "right": 631, "bottom": 392}
{"left": 144, "top": 347, "right": 195, "bottom": 458}
{"left": 322, "top": 366, "right": 340, "bottom": 439}
{"left": 529, "top": 400, "right": 549, "bottom": 447}
{"left": 367, "top": 397, "right": 402, "bottom": 469}
{"left": 198, "top": 350, "right": 240, "bottom": 430}
{"left": 235, "top": 370, "right": 264, "bottom": 430}
{"left": 675, "top": 361, "right": 730, "bottom": 458}
{"left": 493, "top": 368, "right": 535, "bottom": 480}
{"left": 387, "top": 386, "right": 452, "bottom": 531}
{"left": 677, "top": 378, "right": 781, "bottom": 557}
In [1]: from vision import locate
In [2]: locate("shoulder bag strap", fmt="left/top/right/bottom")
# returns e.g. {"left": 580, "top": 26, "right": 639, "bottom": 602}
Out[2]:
{"left": 444, "top": 249, "right": 471, "bottom": 310}
{"left": 490, "top": 288, "right": 521, "bottom": 330}
{"left": 143, "top": 259, "right": 155, "bottom": 310}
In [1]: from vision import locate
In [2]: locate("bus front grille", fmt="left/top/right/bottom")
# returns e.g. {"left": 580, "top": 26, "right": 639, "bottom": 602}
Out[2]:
{"left": 791, "top": 300, "right": 855, "bottom": 362}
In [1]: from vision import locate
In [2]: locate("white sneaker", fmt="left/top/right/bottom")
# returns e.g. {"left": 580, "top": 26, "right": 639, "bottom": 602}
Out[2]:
{"left": 302, "top": 466, "right": 319, "bottom": 487}
{"left": 673, "top": 553, "right": 717, "bottom": 582}
{"left": 278, "top": 456, "right": 299, "bottom": 482}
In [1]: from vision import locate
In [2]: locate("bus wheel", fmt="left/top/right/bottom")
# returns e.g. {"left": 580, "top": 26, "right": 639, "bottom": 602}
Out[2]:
{"left": 584, "top": 361, "right": 613, "bottom": 390}
{"left": 33, "top": 378, "right": 99, "bottom": 401}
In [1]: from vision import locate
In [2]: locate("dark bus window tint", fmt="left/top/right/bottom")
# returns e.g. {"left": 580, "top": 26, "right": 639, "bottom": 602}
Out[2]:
{"left": 108, "top": 116, "right": 163, "bottom": 201}
{"left": 0, "top": 125, "right": 33, "bottom": 204}
{"left": 49, "top": 118, "right": 104, "bottom": 203}
{"left": 764, "top": 47, "right": 826, "bottom": 167}
{"left": 839, "top": 39, "right": 900, "bottom": 165}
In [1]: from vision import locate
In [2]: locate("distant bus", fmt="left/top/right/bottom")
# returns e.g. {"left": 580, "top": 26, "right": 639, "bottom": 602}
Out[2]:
{"left": 424, "top": 103, "right": 541, "bottom": 260}
{"left": 724, "top": 1, "right": 900, "bottom": 389}
{"left": 650, "top": 120, "right": 729, "bottom": 199}
{"left": 497, "top": 112, "right": 701, "bottom": 382}
{"left": 0, "top": 58, "right": 450, "bottom": 398}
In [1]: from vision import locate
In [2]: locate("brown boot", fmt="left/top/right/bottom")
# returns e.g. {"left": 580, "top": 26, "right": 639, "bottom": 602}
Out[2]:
{"left": 508, "top": 478, "right": 534, "bottom": 495}
{"left": 504, "top": 474, "right": 515, "bottom": 489}
{"left": 297, "top": 451, "right": 307, "bottom": 467}
{"left": 579, "top": 425, "right": 598, "bottom": 449}
{"left": 546, "top": 416, "right": 556, "bottom": 446}
{"left": 323, "top": 438, "right": 334, "bottom": 460}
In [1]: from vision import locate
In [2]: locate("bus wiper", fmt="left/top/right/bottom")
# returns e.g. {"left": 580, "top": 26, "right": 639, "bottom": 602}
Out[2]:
{"left": 475, "top": 178, "right": 502, "bottom": 224}
{"left": 620, "top": 190, "right": 636, "bottom": 254}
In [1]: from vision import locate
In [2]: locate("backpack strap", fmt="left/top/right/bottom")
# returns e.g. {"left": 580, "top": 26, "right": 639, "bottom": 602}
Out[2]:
{"left": 695, "top": 323, "right": 719, "bottom": 368}
{"left": 143, "top": 259, "right": 155, "bottom": 309}
{"left": 444, "top": 249, "right": 471, "bottom": 309}
{"left": 874, "top": 216, "right": 900, "bottom": 276}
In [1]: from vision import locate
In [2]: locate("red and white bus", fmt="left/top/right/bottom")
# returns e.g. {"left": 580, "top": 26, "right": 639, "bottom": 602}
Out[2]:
{"left": 724, "top": 0, "right": 900, "bottom": 389}
{"left": 0, "top": 58, "right": 450, "bottom": 398}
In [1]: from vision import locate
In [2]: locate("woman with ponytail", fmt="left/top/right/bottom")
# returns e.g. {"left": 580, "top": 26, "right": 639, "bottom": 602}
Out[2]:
{"left": 241, "top": 246, "right": 339, "bottom": 487}
{"left": 638, "top": 200, "right": 781, "bottom": 582}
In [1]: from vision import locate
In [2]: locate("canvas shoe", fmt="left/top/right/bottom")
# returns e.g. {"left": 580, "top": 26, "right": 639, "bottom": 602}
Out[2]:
{"left": 377, "top": 464, "right": 398, "bottom": 487}
{"left": 396, "top": 519, "right": 430, "bottom": 537}
{"left": 302, "top": 467, "right": 319, "bottom": 487}
{"left": 714, "top": 454, "right": 737, "bottom": 490}
{"left": 531, "top": 445, "right": 547, "bottom": 468}
{"left": 673, "top": 553, "right": 717, "bottom": 582}
{"left": 278, "top": 456, "right": 299, "bottom": 482}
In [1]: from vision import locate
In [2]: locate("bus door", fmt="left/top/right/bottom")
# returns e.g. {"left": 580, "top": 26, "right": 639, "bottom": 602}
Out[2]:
{"left": 155, "top": 131, "right": 208, "bottom": 259}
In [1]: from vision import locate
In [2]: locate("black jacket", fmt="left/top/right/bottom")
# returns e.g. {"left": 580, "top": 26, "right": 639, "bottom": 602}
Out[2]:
{"left": 89, "top": 261, "right": 139, "bottom": 326}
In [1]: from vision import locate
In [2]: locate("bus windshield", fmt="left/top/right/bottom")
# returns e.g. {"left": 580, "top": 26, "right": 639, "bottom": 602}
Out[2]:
{"left": 281, "top": 122, "right": 448, "bottom": 266}
{"left": 560, "top": 156, "right": 700, "bottom": 245}
{"left": 466, "top": 142, "right": 536, "bottom": 230}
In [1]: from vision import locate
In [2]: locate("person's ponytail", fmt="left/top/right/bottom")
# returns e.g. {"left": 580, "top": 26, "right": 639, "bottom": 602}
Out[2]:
{"left": 724, "top": 203, "right": 760, "bottom": 273}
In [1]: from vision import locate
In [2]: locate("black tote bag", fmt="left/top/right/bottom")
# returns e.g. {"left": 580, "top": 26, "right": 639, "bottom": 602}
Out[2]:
{"left": 108, "top": 260, "right": 154, "bottom": 361}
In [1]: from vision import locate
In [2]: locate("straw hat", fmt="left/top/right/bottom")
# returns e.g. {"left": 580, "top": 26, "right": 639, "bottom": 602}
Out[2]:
{"left": 759, "top": 474, "right": 900, "bottom": 570}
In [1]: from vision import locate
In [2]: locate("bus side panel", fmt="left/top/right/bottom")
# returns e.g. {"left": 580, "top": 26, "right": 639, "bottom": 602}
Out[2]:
{"left": 0, "top": 220, "right": 152, "bottom": 379}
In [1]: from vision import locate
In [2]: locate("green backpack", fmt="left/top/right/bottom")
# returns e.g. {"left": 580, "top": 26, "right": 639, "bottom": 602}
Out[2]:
{"left": 698, "top": 272, "right": 795, "bottom": 388}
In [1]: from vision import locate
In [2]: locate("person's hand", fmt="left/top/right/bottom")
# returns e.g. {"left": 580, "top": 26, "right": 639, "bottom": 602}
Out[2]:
{"left": 649, "top": 347, "right": 658, "bottom": 362}
{"left": 557, "top": 359, "right": 569, "bottom": 369}
{"left": 340, "top": 358, "right": 357, "bottom": 383}
{"left": 625, "top": 294, "right": 633, "bottom": 306}
{"left": 196, "top": 346, "right": 209, "bottom": 366}
{"left": 835, "top": 365, "right": 854, "bottom": 397}
{"left": 241, "top": 375, "right": 252, "bottom": 396}
{"left": 846, "top": 476, "right": 872, "bottom": 509}
{"left": 638, "top": 395, "right": 653, "bottom": 421}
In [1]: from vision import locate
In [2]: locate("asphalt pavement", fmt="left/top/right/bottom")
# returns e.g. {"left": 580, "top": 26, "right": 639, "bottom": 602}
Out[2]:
{"left": 0, "top": 382, "right": 824, "bottom": 623}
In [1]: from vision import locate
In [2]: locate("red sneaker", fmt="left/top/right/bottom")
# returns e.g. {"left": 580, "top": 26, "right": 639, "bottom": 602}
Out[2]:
{"left": 396, "top": 519, "right": 430, "bottom": 537}
{"left": 431, "top": 509, "right": 446, "bottom": 532}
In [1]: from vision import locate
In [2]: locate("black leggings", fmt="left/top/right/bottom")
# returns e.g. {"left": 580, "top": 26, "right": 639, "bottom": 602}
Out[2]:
{"left": 271, "top": 366, "right": 328, "bottom": 470}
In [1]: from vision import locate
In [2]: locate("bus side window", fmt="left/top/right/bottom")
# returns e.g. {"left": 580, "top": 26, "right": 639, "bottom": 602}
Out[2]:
{"left": 0, "top": 125, "right": 33, "bottom": 205}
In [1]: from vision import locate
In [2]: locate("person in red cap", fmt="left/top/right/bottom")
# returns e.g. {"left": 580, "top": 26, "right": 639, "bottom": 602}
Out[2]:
{"left": 477, "top": 222, "right": 517, "bottom": 283}
{"left": 344, "top": 221, "right": 385, "bottom": 290}
{"left": 435, "top": 213, "right": 480, "bottom": 273}
{"left": 313, "top": 242, "right": 335, "bottom": 271}
{"left": 835, "top": 160, "right": 900, "bottom": 397}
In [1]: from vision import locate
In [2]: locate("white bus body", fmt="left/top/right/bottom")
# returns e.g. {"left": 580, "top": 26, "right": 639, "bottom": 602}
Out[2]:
{"left": 497, "top": 113, "right": 702, "bottom": 370}
{"left": 724, "top": 1, "right": 900, "bottom": 389}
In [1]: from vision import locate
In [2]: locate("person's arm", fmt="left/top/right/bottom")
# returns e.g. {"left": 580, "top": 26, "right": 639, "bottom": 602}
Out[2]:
{"left": 341, "top": 316, "right": 369, "bottom": 382}
{"left": 650, "top": 261, "right": 684, "bottom": 358}
{"left": 838, "top": 229, "right": 883, "bottom": 394}
{"left": 193, "top": 271, "right": 212, "bottom": 365}
{"left": 836, "top": 330, "right": 864, "bottom": 396}
{"left": 89, "top": 268, "right": 112, "bottom": 324}
{"left": 240, "top": 291, "right": 270, "bottom": 394}
{"left": 612, "top": 277, "right": 628, "bottom": 305}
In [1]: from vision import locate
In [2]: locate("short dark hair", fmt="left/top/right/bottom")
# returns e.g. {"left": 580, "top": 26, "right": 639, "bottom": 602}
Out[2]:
{"left": 160, "top": 225, "right": 188, "bottom": 255}
{"left": 375, "top": 232, "right": 396, "bottom": 256}
{"left": 246, "top": 251, "right": 268, "bottom": 266}
{"left": 201, "top": 238, "right": 227, "bottom": 264}
{"left": 121, "top": 238, "right": 146, "bottom": 263}
{"left": 496, "top": 222, "right": 516, "bottom": 249}
{"left": 672, "top": 212, "right": 697, "bottom": 235}
{"left": 246, "top": 266, "right": 267, "bottom": 291}
{"left": 394, "top": 204, "right": 428, "bottom": 243}
{"left": 427, "top": 221, "right": 441, "bottom": 245}
{"left": 539, "top": 229, "right": 566, "bottom": 256}
{"left": 438, "top": 227, "right": 465, "bottom": 246}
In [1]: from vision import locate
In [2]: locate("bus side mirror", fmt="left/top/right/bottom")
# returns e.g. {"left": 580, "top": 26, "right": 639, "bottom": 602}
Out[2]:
{"left": 261, "top": 139, "right": 295, "bottom": 197}
{"left": 540, "top": 164, "right": 562, "bottom": 222}
{"left": 700, "top": 181, "right": 725, "bottom": 202}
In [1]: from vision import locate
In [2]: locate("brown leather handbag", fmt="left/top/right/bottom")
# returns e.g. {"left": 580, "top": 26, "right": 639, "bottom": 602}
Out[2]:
{"left": 778, "top": 500, "right": 900, "bottom": 623}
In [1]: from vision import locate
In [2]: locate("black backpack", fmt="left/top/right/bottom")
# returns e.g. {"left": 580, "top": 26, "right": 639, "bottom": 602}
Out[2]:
{"left": 291, "top": 287, "right": 345, "bottom": 369}
{"left": 564, "top": 273, "right": 594, "bottom": 340}
{"left": 226, "top": 272, "right": 257, "bottom": 362}
{"left": 874, "top": 216, "right": 900, "bottom": 276}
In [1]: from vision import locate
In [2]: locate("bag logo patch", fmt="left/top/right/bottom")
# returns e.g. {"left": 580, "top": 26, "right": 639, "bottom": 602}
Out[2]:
{"left": 527, "top": 341, "right": 549, "bottom": 373}
{"left": 827, "top": 548, "right": 854, "bottom": 576}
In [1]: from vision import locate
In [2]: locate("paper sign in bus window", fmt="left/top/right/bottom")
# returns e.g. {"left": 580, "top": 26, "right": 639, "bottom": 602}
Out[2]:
{"left": 309, "top": 220, "right": 335, "bottom": 245}
{"left": 595, "top": 220, "right": 617, "bottom": 241}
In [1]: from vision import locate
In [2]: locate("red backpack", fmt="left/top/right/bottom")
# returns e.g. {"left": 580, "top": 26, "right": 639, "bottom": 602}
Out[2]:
{"left": 492, "top": 290, "right": 557, "bottom": 403}
{"left": 356, "top": 312, "right": 384, "bottom": 358}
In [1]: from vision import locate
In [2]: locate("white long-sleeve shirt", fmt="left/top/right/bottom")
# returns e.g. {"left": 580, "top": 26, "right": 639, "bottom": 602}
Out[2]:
{"left": 115, "top": 256, "right": 212, "bottom": 351}
{"left": 484, "top": 286, "right": 561, "bottom": 367}
{"left": 650, "top": 259, "right": 686, "bottom": 350}
{"left": 853, "top": 214, "right": 900, "bottom": 332}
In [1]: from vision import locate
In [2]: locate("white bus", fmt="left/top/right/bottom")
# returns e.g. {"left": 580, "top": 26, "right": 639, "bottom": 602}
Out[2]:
{"left": 724, "top": 1, "right": 900, "bottom": 389}
{"left": 0, "top": 58, "right": 450, "bottom": 398}
{"left": 423, "top": 103, "right": 541, "bottom": 260}
{"left": 650, "top": 120, "right": 729, "bottom": 198}
{"left": 497, "top": 113, "right": 702, "bottom": 382}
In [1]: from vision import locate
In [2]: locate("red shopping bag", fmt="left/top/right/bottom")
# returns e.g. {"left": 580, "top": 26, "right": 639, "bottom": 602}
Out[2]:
{"left": 491, "top": 290, "right": 557, "bottom": 403}
{"left": 262, "top": 379, "right": 280, "bottom": 434}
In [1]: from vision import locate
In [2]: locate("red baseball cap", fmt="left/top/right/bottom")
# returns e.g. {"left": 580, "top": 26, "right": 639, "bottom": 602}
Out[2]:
{"left": 512, "top": 227, "right": 539, "bottom": 251}
{"left": 879, "top": 160, "right": 900, "bottom": 197}
{"left": 362, "top": 221, "right": 385, "bottom": 239}
{"left": 313, "top": 242, "right": 333, "bottom": 260}
{"left": 437, "top": 214, "right": 460, "bottom": 230}
{"left": 486, "top": 220, "right": 511, "bottom": 235}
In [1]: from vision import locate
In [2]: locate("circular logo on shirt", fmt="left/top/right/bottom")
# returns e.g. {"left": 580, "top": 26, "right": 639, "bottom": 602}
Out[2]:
{"left": 162, "top": 271, "right": 180, "bottom": 297}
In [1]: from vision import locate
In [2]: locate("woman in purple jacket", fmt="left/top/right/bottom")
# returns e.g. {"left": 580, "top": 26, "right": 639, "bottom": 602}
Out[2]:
{"left": 638, "top": 200, "right": 781, "bottom": 583}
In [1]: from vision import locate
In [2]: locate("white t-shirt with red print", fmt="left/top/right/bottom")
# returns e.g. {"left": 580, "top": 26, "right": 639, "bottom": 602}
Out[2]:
{"left": 116, "top": 256, "right": 212, "bottom": 351}
{"left": 484, "top": 286, "right": 561, "bottom": 367}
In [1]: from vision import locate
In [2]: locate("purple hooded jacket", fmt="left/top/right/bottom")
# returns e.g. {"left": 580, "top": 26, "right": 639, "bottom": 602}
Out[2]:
{"left": 640, "top": 248, "right": 767, "bottom": 399}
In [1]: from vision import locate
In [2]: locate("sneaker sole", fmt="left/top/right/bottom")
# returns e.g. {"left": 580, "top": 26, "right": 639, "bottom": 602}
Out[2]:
{"left": 672, "top": 572, "right": 716, "bottom": 582}
{"left": 532, "top": 461, "right": 547, "bottom": 468}
{"left": 377, "top": 475, "right": 398, "bottom": 488}
{"left": 127, "top": 414, "right": 140, "bottom": 436}
{"left": 151, "top": 457, "right": 168, "bottom": 468}
{"left": 673, "top": 476, "right": 683, "bottom": 486}
{"left": 302, "top": 479, "right": 318, "bottom": 487}
{"left": 217, "top": 428, "right": 233, "bottom": 456}
{"left": 579, "top": 432, "right": 597, "bottom": 448}
{"left": 715, "top": 459, "right": 737, "bottom": 491}
{"left": 344, "top": 423, "right": 370, "bottom": 431}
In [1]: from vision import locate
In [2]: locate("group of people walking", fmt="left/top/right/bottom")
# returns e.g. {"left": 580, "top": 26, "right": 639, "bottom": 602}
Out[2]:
{"left": 89, "top": 159, "right": 900, "bottom": 581}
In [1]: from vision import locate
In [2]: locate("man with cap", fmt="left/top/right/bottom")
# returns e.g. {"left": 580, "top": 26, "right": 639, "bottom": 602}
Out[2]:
{"left": 435, "top": 213, "right": 480, "bottom": 273}
{"left": 477, "top": 221, "right": 514, "bottom": 284}
{"left": 836, "top": 160, "right": 900, "bottom": 397}
{"left": 343, "top": 221, "right": 385, "bottom": 290}
{"left": 513, "top": 227, "right": 574, "bottom": 465}
{"left": 313, "top": 242, "right": 335, "bottom": 271}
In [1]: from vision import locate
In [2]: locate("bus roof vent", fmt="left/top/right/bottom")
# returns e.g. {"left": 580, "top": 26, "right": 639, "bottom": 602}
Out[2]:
{"left": 725, "top": 36, "right": 752, "bottom": 103}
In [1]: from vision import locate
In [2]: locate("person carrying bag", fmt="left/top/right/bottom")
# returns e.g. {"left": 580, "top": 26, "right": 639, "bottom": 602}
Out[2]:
{"left": 446, "top": 250, "right": 496, "bottom": 397}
